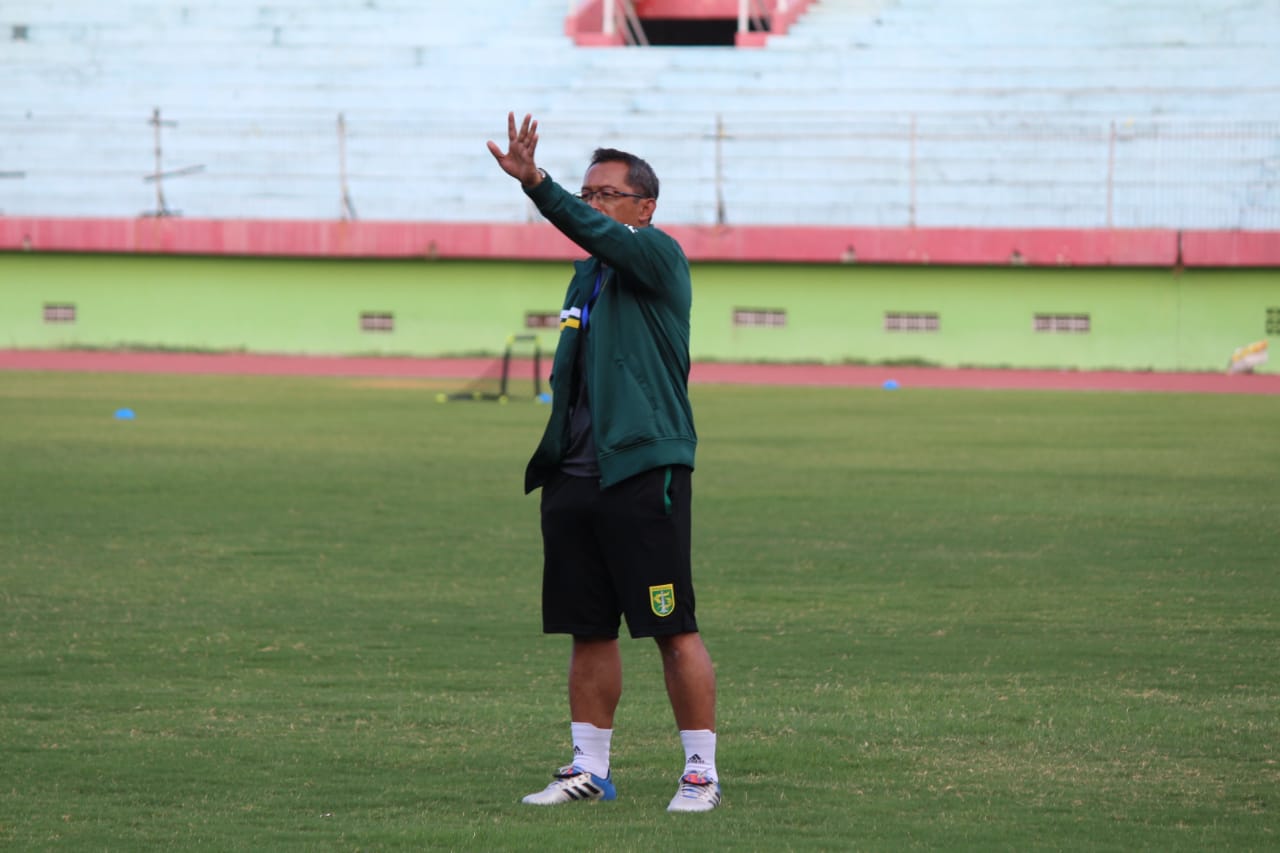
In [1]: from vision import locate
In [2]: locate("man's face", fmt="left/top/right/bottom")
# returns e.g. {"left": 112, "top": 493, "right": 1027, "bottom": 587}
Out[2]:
{"left": 580, "top": 160, "right": 656, "bottom": 228}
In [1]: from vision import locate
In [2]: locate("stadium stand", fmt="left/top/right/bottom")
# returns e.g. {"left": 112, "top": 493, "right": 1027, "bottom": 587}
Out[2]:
{"left": 1, "top": 0, "right": 1277, "bottom": 228}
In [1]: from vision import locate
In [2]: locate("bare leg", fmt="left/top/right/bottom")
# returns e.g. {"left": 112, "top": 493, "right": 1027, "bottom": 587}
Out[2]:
{"left": 655, "top": 632, "right": 716, "bottom": 731}
{"left": 568, "top": 636, "right": 622, "bottom": 728}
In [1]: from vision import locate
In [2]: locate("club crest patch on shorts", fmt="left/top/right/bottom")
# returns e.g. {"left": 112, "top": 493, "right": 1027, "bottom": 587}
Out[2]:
{"left": 649, "top": 583, "right": 676, "bottom": 617}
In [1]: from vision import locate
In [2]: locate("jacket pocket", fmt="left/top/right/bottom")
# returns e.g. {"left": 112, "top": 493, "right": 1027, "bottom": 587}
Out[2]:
{"left": 616, "top": 358, "right": 659, "bottom": 412}
{"left": 601, "top": 358, "right": 662, "bottom": 448}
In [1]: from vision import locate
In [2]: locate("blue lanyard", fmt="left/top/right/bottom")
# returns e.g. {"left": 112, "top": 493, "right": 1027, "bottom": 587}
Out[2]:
{"left": 580, "top": 267, "right": 605, "bottom": 329}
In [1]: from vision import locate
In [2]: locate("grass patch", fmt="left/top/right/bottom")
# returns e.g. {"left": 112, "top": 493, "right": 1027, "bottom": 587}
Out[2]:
{"left": 1, "top": 372, "right": 1277, "bottom": 850}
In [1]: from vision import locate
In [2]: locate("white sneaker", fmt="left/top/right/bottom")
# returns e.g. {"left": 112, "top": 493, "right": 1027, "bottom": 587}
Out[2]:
{"left": 521, "top": 765, "right": 617, "bottom": 805}
{"left": 666, "top": 771, "right": 721, "bottom": 812}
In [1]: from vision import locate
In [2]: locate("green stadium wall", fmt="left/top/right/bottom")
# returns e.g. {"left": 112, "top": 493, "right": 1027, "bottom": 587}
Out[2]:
{"left": 2, "top": 252, "right": 1275, "bottom": 372}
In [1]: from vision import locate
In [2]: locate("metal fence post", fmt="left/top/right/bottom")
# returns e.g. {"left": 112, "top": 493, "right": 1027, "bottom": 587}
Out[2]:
{"left": 909, "top": 114, "right": 918, "bottom": 228}
{"left": 1106, "top": 120, "right": 1117, "bottom": 229}
{"left": 715, "top": 114, "right": 727, "bottom": 226}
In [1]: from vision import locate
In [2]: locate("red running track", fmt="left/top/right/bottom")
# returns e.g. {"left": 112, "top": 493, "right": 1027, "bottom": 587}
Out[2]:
{"left": 1, "top": 349, "right": 1277, "bottom": 395}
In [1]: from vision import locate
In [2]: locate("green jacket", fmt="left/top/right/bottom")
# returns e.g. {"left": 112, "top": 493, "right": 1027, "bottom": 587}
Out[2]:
{"left": 523, "top": 173, "right": 697, "bottom": 492}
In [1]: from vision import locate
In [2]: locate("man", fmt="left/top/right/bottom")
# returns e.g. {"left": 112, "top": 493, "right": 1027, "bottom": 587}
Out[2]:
{"left": 487, "top": 113, "right": 720, "bottom": 813}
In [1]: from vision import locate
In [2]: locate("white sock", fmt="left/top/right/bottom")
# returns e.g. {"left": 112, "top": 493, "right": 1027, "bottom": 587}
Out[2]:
{"left": 679, "top": 729, "right": 718, "bottom": 781}
{"left": 570, "top": 721, "right": 612, "bottom": 779}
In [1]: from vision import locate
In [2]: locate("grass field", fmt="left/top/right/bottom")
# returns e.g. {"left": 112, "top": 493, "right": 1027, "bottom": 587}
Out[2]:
{"left": 2, "top": 371, "right": 1278, "bottom": 851}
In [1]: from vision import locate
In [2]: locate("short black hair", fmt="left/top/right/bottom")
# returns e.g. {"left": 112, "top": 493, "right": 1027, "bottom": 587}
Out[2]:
{"left": 590, "top": 148, "right": 659, "bottom": 199}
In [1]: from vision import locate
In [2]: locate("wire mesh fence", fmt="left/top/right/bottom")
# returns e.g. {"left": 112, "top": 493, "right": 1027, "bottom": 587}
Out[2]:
{"left": 2, "top": 110, "right": 1276, "bottom": 229}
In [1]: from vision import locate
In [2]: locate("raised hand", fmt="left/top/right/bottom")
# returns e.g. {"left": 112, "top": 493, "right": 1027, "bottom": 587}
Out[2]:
{"left": 487, "top": 112, "right": 542, "bottom": 188}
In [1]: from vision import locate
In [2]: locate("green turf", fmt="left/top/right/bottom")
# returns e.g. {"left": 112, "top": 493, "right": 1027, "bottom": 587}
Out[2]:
{"left": 2, "top": 371, "right": 1277, "bottom": 851}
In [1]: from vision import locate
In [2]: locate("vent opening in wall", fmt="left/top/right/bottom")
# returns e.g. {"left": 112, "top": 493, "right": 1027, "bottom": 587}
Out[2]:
{"left": 525, "top": 312, "right": 560, "bottom": 329}
{"left": 1266, "top": 307, "right": 1280, "bottom": 336}
{"left": 360, "top": 312, "right": 394, "bottom": 332}
{"left": 1034, "top": 313, "right": 1090, "bottom": 333}
{"left": 884, "top": 312, "right": 939, "bottom": 332}
{"left": 733, "top": 308, "right": 787, "bottom": 328}
{"left": 43, "top": 303, "right": 76, "bottom": 323}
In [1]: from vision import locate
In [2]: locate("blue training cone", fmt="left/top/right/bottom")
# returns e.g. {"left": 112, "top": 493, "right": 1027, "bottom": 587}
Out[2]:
{"left": 882, "top": 379, "right": 900, "bottom": 390}
{"left": 114, "top": 408, "right": 136, "bottom": 420}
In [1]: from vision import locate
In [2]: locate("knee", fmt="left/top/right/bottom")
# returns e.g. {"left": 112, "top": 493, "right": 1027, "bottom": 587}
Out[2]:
{"left": 655, "top": 631, "right": 701, "bottom": 660}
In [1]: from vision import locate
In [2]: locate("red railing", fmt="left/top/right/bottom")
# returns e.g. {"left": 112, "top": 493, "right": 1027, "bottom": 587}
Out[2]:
{"left": 3, "top": 216, "right": 1277, "bottom": 267}
{"left": 566, "top": 0, "right": 815, "bottom": 47}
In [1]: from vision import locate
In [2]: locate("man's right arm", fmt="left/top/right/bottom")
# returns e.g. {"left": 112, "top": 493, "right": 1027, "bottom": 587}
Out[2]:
{"left": 525, "top": 174, "right": 682, "bottom": 295}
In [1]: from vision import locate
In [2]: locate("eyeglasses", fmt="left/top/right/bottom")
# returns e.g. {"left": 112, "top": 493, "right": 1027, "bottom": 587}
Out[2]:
{"left": 576, "top": 188, "right": 648, "bottom": 204}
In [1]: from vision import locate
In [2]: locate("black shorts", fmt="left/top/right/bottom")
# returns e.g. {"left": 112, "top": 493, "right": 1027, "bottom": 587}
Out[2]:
{"left": 539, "top": 465, "right": 698, "bottom": 639}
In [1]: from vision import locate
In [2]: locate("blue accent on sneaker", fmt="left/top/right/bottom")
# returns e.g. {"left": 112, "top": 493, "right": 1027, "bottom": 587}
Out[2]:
{"left": 576, "top": 767, "right": 617, "bottom": 801}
